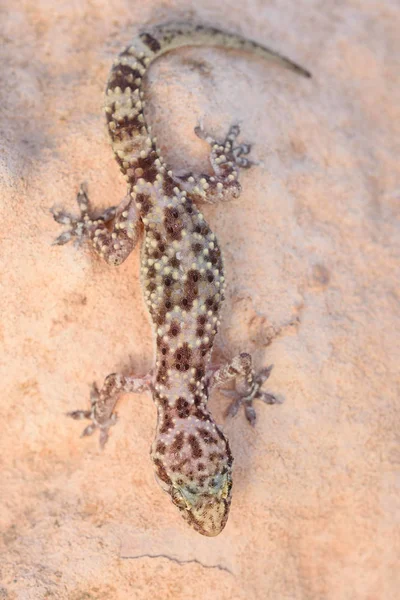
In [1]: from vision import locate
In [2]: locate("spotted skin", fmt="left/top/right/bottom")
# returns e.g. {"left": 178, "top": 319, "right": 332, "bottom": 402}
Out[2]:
{"left": 53, "top": 22, "right": 310, "bottom": 536}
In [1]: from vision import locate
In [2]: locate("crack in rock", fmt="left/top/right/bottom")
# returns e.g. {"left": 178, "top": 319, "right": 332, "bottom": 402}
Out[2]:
{"left": 121, "top": 553, "right": 234, "bottom": 575}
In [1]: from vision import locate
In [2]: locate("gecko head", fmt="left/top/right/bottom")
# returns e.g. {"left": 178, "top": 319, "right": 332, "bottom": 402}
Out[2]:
{"left": 168, "top": 468, "right": 233, "bottom": 536}
{"left": 153, "top": 444, "right": 233, "bottom": 536}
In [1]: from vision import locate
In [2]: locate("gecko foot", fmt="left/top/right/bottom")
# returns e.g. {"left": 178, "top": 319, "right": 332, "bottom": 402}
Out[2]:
{"left": 67, "top": 383, "right": 118, "bottom": 448}
{"left": 51, "top": 184, "right": 117, "bottom": 246}
{"left": 223, "top": 365, "right": 282, "bottom": 426}
{"left": 195, "top": 123, "right": 255, "bottom": 170}
{"left": 171, "top": 123, "right": 255, "bottom": 203}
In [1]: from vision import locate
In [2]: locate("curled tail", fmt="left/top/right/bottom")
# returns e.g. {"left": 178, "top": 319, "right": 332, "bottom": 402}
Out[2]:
{"left": 104, "top": 22, "right": 311, "bottom": 181}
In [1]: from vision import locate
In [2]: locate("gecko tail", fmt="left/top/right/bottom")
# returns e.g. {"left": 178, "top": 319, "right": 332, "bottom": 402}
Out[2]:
{"left": 105, "top": 22, "right": 311, "bottom": 176}
{"left": 144, "top": 22, "right": 311, "bottom": 79}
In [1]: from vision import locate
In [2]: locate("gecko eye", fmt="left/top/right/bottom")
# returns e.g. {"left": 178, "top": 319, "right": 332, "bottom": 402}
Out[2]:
{"left": 220, "top": 476, "right": 232, "bottom": 499}
{"left": 211, "top": 472, "right": 232, "bottom": 499}
{"left": 171, "top": 487, "right": 189, "bottom": 509}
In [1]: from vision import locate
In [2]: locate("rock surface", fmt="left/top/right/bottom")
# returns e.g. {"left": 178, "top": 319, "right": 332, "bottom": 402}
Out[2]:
{"left": 1, "top": 1, "right": 399, "bottom": 599}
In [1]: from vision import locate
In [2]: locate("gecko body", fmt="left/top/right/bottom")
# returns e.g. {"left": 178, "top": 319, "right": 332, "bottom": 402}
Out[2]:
{"left": 53, "top": 22, "right": 310, "bottom": 536}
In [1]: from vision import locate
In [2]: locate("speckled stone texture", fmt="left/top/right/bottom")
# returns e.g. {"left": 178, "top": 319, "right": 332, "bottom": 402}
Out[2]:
{"left": 1, "top": 1, "right": 399, "bottom": 599}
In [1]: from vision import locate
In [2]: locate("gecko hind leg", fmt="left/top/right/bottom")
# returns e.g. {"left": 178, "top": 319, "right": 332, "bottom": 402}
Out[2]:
{"left": 209, "top": 353, "right": 281, "bottom": 426}
{"left": 51, "top": 184, "right": 141, "bottom": 266}
{"left": 175, "top": 124, "right": 255, "bottom": 203}
{"left": 68, "top": 372, "right": 153, "bottom": 448}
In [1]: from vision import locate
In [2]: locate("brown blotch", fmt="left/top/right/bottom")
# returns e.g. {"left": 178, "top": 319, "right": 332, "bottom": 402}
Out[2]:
{"left": 156, "top": 363, "right": 168, "bottom": 384}
{"left": 187, "top": 269, "right": 201, "bottom": 284}
{"left": 194, "top": 408, "right": 210, "bottom": 421}
{"left": 136, "top": 151, "right": 159, "bottom": 183}
{"left": 188, "top": 434, "right": 203, "bottom": 459}
{"left": 139, "top": 32, "right": 161, "bottom": 53}
{"left": 110, "top": 64, "right": 143, "bottom": 87}
{"left": 192, "top": 242, "right": 203, "bottom": 253}
{"left": 183, "top": 280, "right": 199, "bottom": 306}
{"left": 109, "top": 114, "right": 143, "bottom": 144}
{"left": 155, "top": 392, "right": 168, "bottom": 410}
{"left": 174, "top": 343, "right": 192, "bottom": 364}
{"left": 176, "top": 397, "right": 190, "bottom": 419}
{"left": 156, "top": 441, "right": 166, "bottom": 455}
{"left": 195, "top": 367, "right": 205, "bottom": 381}
{"left": 206, "top": 271, "right": 214, "bottom": 283}
{"left": 147, "top": 265, "right": 156, "bottom": 280}
{"left": 208, "top": 247, "right": 222, "bottom": 268}
{"left": 164, "top": 207, "right": 184, "bottom": 241}
{"left": 108, "top": 64, "right": 143, "bottom": 81}
{"left": 163, "top": 299, "right": 172, "bottom": 310}
{"left": 155, "top": 306, "right": 167, "bottom": 326}
{"left": 197, "top": 462, "right": 205, "bottom": 471}
{"left": 200, "top": 340, "right": 213, "bottom": 357}
{"left": 170, "top": 431, "right": 185, "bottom": 453}
{"left": 185, "top": 200, "right": 195, "bottom": 215}
{"left": 212, "top": 301, "right": 220, "bottom": 313}
{"left": 179, "top": 296, "right": 193, "bottom": 311}
{"left": 158, "top": 339, "right": 170, "bottom": 356}
{"left": 205, "top": 297, "right": 215, "bottom": 308}
{"left": 193, "top": 394, "right": 204, "bottom": 407}
{"left": 193, "top": 223, "right": 210, "bottom": 236}
{"left": 169, "top": 255, "right": 180, "bottom": 269}
{"left": 137, "top": 193, "right": 152, "bottom": 216}
{"left": 162, "top": 175, "right": 176, "bottom": 196}
{"left": 198, "top": 428, "right": 218, "bottom": 445}
{"left": 169, "top": 321, "right": 181, "bottom": 337}
{"left": 159, "top": 415, "right": 173, "bottom": 434}
{"left": 154, "top": 458, "right": 171, "bottom": 485}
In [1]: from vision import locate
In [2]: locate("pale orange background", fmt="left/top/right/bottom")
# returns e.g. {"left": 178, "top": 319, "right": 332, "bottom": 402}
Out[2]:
{"left": 1, "top": 1, "right": 399, "bottom": 599}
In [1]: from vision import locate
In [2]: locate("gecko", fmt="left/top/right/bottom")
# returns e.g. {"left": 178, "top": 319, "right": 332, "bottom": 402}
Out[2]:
{"left": 52, "top": 22, "right": 310, "bottom": 537}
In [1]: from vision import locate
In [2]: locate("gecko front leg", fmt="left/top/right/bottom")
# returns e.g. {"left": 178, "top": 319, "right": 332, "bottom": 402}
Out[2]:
{"left": 69, "top": 372, "right": 153, "bottom": 448}
{"left": 208, "top": 353, "right": 281, "bottom": 426}
{"left": 174, "top": 124, "right": 254, "bottom": 203}
{"left": 52, "top": 184, "right": 141, "bottom": 266}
